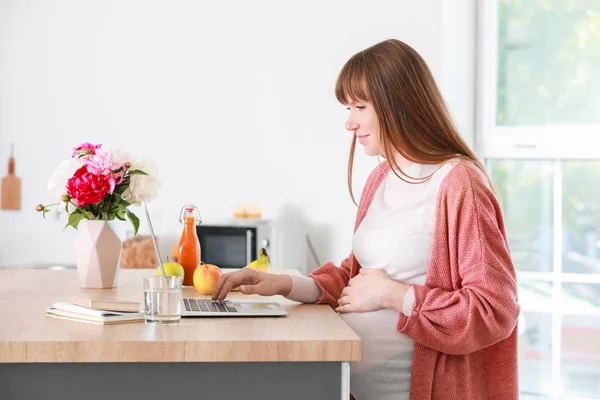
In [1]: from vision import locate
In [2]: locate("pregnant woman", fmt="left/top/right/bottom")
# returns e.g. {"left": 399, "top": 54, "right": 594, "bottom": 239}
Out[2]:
{"left": 213, "top": 38, "right": 520, "bottom": 400}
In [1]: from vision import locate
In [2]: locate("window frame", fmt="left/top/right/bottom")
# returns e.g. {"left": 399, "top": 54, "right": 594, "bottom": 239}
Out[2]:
{"left": 475, "top": 0, "right": 600, "bottom": 160}
{"left": 475, "top": 1, "right": 600, "bottom": 398}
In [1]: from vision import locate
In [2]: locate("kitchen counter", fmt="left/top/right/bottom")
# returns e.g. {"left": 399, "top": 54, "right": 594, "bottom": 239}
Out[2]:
{"left": 0, "top": 268, "right": 360, "bottom": 400}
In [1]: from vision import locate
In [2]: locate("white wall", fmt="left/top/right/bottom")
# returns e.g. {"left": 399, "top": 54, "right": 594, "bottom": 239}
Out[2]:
{"left": 0, "top": 0, "right": 475, "bottom": 269}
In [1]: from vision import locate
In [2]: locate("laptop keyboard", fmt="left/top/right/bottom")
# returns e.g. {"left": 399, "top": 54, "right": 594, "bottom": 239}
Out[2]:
{"left": 183, "top": 298, "right": 238, "bottom": 313}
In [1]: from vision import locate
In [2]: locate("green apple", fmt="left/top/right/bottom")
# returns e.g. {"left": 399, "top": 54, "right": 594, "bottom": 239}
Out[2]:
{"left": 156, "top": 262, "right": 185, "bottom": 278}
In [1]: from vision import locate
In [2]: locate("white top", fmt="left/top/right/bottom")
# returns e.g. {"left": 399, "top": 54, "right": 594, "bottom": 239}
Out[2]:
{"left": 340, "top": 160, "right": 458, "bottom": 400}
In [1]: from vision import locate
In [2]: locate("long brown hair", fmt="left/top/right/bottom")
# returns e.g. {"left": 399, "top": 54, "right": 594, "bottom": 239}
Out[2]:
{"left": 335, "top": 39, "right": 489, "bottom": 205}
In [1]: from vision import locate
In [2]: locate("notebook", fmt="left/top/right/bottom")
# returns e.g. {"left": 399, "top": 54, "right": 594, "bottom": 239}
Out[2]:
{"left": 46, "top": 302, "right": 145, "bottom": 325}
{"left": 143, "top": 203, "right": 287, "bottom": 318}
{"left": 70, "top": 295, "right": 140, "bottom": 312}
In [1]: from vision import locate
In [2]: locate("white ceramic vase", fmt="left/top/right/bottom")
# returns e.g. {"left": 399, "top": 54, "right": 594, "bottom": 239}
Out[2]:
{"left": 74, "top": 220, "right": 123, "bottom": 289}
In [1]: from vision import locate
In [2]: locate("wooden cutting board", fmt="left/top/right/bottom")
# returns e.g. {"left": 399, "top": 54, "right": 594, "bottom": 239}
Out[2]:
{"left": 1, "top": 144, "right": 21, "bottom": 210}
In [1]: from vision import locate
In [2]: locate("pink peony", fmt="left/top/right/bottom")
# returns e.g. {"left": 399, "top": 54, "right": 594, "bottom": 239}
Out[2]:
{"left": 72, "top": 143, "right": 102, "bottom": 158}
{"left": 66, "top": 166, "right": 112, "bottom": 207}
{"left": 81, "top": 149, "right": 125, "bottom": 193}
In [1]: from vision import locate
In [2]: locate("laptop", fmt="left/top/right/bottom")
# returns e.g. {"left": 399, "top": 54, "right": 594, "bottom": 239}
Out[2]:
{"left": 143, "top": 203, "right": 287, "bottom": 317}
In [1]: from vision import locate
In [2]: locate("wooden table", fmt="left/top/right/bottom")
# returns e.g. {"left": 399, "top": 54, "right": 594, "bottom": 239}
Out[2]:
{"left": 0, "top": 269, "right": 361, "bottom": 400}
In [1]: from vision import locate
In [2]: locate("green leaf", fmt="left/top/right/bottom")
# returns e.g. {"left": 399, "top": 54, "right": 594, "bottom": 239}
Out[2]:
{"left": 128, "top": 169, "right": 148, "bottom": 176}
{"left": 99, "top": 199, "right": 110, "bottom": 215}
{"left": 115, "top": 204, "right": 126, "bottom": 220}
{"left": 125, "top": 209, "right": 140, "bottom": 235}
{"left": 114, "top": 181, "right": 130, "bottom": 196}
{"left": 65, "top": 211, "right": 86, "bottom": 230}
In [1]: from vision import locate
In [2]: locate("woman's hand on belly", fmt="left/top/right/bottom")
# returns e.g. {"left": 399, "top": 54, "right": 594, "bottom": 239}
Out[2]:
{"left": 336, "top": 268, "right": 409, "bottom": 314}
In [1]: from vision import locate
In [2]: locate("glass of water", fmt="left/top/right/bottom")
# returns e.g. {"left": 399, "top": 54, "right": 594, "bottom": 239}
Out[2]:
{"left": 144, "top": 276, "right": 183, "bottom": 326}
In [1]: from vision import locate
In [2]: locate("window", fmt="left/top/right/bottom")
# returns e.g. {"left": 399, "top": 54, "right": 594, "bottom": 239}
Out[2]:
{"left": 477, "top": 1, "right": 600, "bottom": 398}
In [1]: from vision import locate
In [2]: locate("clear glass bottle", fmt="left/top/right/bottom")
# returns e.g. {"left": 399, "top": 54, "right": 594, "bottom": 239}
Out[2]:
{"left": 177, "top": 204, "right": 202, "bottom": 286}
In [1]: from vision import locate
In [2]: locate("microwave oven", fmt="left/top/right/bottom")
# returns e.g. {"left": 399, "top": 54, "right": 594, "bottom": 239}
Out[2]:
{"left": 195, "top": 220, "right": 308, "bottom": 273}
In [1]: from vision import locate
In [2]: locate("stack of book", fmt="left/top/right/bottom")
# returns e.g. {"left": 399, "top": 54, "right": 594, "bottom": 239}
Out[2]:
{"left": 46, "top": 295, "right": 144, "bottom": 325}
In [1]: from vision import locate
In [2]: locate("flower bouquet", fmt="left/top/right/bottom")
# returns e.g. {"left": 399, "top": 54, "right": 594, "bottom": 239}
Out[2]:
{"left": 37, "top": 142, "right": 160, "bottom": 288}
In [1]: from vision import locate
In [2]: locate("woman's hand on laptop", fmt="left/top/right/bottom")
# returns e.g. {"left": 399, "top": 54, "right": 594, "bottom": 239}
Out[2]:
{"left": 212, "top": 268, "right": 293, "bottom": 301}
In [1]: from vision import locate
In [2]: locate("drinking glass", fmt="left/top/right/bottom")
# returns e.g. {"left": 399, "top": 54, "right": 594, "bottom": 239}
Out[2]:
{"left": 143, "top": 276, "right": 183, "bottom": 326}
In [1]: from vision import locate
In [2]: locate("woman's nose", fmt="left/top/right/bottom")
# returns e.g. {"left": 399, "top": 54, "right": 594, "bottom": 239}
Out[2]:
{"left": 345, "top": 117, "right": 358, "bottom": 131}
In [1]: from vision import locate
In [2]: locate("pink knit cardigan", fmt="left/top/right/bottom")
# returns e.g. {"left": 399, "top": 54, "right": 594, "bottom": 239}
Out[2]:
{"left": 308, "top": 160, "right": 520, "bottom": 400}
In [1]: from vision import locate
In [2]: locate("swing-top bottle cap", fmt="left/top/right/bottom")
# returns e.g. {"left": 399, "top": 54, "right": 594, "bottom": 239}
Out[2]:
{"left": 179, "top": 204, "right": 202, "bottom": 224}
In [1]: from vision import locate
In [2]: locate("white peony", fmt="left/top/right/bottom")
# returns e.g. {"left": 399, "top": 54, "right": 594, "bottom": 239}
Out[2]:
{"left": 123, "top": 158, "right": 160, "bottom": 205}
{"left": 47, "top": 158, "right": 81, "bottom": 201}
